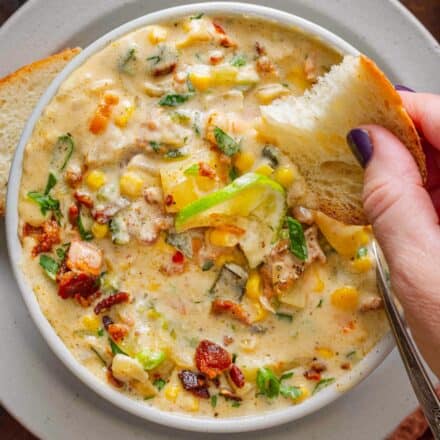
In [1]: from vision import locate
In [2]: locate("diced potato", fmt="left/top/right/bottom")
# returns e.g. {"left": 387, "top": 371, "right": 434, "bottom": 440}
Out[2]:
{"left": 177, "top": 17, "right": 213, "bottom": 48}
{"left": 256, "top": 83, "right": 290, "bottom": 104}
{"left": 331, "top": 286, "right": 359, "bottom": 311}
{"left": 111, "top": 354, "right": 149, "bottom": 383}
{"left": 147, "top": 25, "right": 168, "bottom": 44}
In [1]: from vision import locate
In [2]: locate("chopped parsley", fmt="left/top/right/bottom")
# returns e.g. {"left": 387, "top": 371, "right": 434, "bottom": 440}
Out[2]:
{"left": 317, "top": 298, "right": 324, "bottom": 308}
{"left": 159, "top": 93, "right": 191, "bottom": 107}
{"left": 77, "top": 209, "right": 93, "bottom": 241}
{"left": 97, "top": 328, "right": 104, "bottom": 337}
{"left": 190, "top": 12, "right": 204, "bottom": 20}
{"left": 149, "top": 140, "right": 161, "bottom": 152}
{"left": 279, "top": 384, "right": 302, "bottom": 400}
{"left": 119, "top": 48, "right": 137, "bottom": 75}
{"left": 39, "top": 255, "right": 59, "bottom": 280}
{"left": 214, "top": 127, "right": 241, "bottom": 156}
{"left": 231, "top": 400, "right": 241, "bottom": 408}
{"left": 257, "top": 367, "right": 302, "bottom": 401}
{"left": 52, "top": 133, "right": 74, "bottom": 172}
{"left": 276, "top": 312, "right": 293, "bottom": 322}
{"left": 230, "top": 54, "right": 246, "bottom": 67}
{"left": 28, "top": 172, "right": 62, "bottom": 220}
{"left": 312, "top": 377, "right": 335, "bottom": 395}
{"left": 229, "top": 166, "right": 239, "bottom": 181}
{"left": 163, "top": 149, "right": 186, "bottom": 160}
{"left": 56, "top": 243, "right": 70, "bottom": 260}
{"left": 232, "top": 353, "right": 237, "bottom": 363}
{"left": 210, "top": 394, "right": 218, "bottom": 408}
{"left": 202, "top": 260, "right": 214, "bottom": 271}
{"left": 286, "top": 216, "right": 308, "bottom": 261}
{"left": 153, "top": 378, "right": 166, "bottom": 391}
{"left": 146, "top": 55, "right": 161, "bottom": 65}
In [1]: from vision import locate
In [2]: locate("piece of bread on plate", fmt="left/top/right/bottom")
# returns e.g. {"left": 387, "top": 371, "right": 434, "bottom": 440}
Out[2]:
{"left": 0, "top": 47, "right": 81, "bottom": 216}
{"left": 259, "top": 54, "right": 425, "bottom": 225}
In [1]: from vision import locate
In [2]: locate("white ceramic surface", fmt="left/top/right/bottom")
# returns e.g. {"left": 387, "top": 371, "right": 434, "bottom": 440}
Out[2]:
{"left": 0, "top": 0, "right": 439, "bottom": 439}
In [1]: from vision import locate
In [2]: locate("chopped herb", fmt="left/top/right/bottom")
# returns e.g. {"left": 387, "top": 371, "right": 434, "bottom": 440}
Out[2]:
{"left": 78, "top": 210, "right": 93, "bottom": 241}
{"left": 187, "top": 337, "right": 199, "bottom": 348}
{"left": 280, "top": 372, "right": 294, "bottom": 381}
{"left": 135, "top": 349, "right": 166, "bottom": 370}
{"left": 163, "top": 149, "right": 186, "bottom": 160}
{"left": 232, "top": 353, "right": 237, "bottom": 363}
{"left": 44, "top": 172, "right": 57, "bottom": 194}
{"left": 184, "top": 163, "right": 199, "bottom": 176}
{"left": 190, "top": 12, "right": 204, "bottom": 20}
{"left": 52, "top": 134, "right": 74, "bottom": 172}
{"left": 39, "top": 254, "right": 59, "bottom": 280}
{"left": 144, "top": 396, "right": 155, "bottom": 400}
{"left": 171, "top": 111, "right": 191, "bottom": 125}
{"left": 149, "top": 141, "right": 161, "bottom": 152}
{"left": 286, "top": 216, "right": 308, "bottom": 261}
{"left": 193, "top": 112, "right": 201, "bottom": 136}
{"left": 186, "top": 75, "right": 195, "bottom": 93}
{"left": 97, "top": 328, "right": 104, "bottom": 337}
{"left": 119, "top": 48, "right": 137, "bottom": 75}
{"left": 312, "top": 377, "right": 335, "bottom": 395}
{"left": 27, "top": 173, "right": 61, "bottom": 219}
{"left": 159, "top": 93, "right": 191, "bottom": 107}
{"left": 356, "top": 246, "right": 368, "bottom": 259}
{"left": 282, "top": 83, "right": 290, "bottom": 88}
{"left": 214, "top": 127, "right": 241, "bottom": 156}
{"left": 90, "top": 347, "right": 107, "bottom": 366}
{"left": 276, "top": 312, "right": 293, "bottom": 322}
{"left": 280, "top": 384, "right": 302, "bottom": 400}
{"left": 231, "top": 401, "right": 241, "bottom": 408}
{"left": 146, "top": 55, "right": 161, "bottom": 65}
{"left": 56, "top": 243, "right": 70, "bottom": 260}
{"left": 154, "top": 378, "right": 166, "bottom": 391}
{"left": 346, "top": 350, "right": 357, "bottom": 359}
{"left": 202, "top": 260, "right": 214, "bottom": 271}
{"left": 109, "top": 338, "right": 128, "bottom": 356}
{"left": 262, "top": 145, "right": 280, "bottom": 167}
{"left": 229, "top": 166, "right": 239, "bottom": 181}
{"left": 230, "top": 54, "right": 247, "bottom": 67}
{"left": 317, "top": 298, "right": 324, "bottom": 308}
{"left": 256, "top": 367, "right": 280, "bottom": 398}
{"left": 210, "top": 394, "right": 218, "bottom": 408}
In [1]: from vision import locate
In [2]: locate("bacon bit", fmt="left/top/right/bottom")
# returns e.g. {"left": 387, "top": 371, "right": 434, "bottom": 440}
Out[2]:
{"left": 66, "top": 241, "right": 103, "bottom": 276}
{"left": 343, "top": 320, "right": 356, "bottom": 333}
{"left": 198, "top": 162, "right": 216, "bottom": 179}
{"left": 229, "top": 364, "right": 245, "bottom": 388}
{"left": 107, "top": 368, "right": 124, "bottom": 388}
{"left": 172, "top": 250, "right": 184, "bottom": 264}
{"left": 211, "top": 299, "right": 251, "bottom": 325}
{"left": 108, "top": 323, "right": 130, "bottom": 342}
{"left": 89, "top": 94, "right": 119, "bottom": 135}
{"left": 68, "top": 204, "right": 79, "bottom": 224}
{"left": 340, "top": 362, "right": 351, "bottom": 370}
{"left": 75, "top": 290, "right": 101, "bottom": 307}
{"left": 255, "top": 41, "right": 266, "bottom": 56}
{"left": 219, "top": 389, "right": 242, "bottom": 401}
{"left": 209, "top": 50, "right": 224, "bottom": 65}
{"left": 74, "top": 191, "right": 94, "bottom": 209}
{"left": 223, "top": 335, "right": 234, "bottom": 346}
{"left": 212, "top": 21, "right": 236, "bottom": 48}
{"left": 256, "top": 56, "right": 277, "bottom": 75}
{"left": 212, "top": 22, "right": 226, "bottom": 34}
{"left": 102, "top": 315, "right": 114, "bottom": 330}
{"left": 304, "top": 368, "right": 321, "bottom": 381}
{"left": 57, "top": 271, "right": 99, "bottom": 299}
{"left": 23, "top": 220, "right": 61, "bottom": 257}
{"left": 195, "top": 340, "right": 232, "bottom": 379}
{"left": 165, "top": 194, "right": 175, "bottom": 207}
{"left": 152, "top": 62, "right": 177, "bottom": 77}
{"left": 178, "top": 370, "right": 210, "bottom": 398}
{"left": 64, "top": 169, "right": 82, "bottom": 188}
{"left": 309, "top": 360, "right": 327, "bottom": 373}
{"left": 94, "top": 292, "right": 130, "bottom": 314}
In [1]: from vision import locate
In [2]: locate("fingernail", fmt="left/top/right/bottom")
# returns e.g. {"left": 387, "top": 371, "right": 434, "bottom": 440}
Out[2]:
{"left": 394, "top": 84, "right": 415, "bottom": 92}
{"left": 347, "top": 129, "right": 373, "bottom": 168}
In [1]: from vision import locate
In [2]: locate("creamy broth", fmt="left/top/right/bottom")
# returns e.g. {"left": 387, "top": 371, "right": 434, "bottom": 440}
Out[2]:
{"left": 18, "top": 15, "right": 387, "bottom": 417}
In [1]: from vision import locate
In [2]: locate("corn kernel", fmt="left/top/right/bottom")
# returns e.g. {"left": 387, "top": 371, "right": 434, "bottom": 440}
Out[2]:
{"left": 293, "top": 386, "right": 310, "bottom": 403}
{"left": 86, "top": 170, "right": 106, "bottom": 190}
{"left": 273, "top": 167, "right": 295, "bottom": 188}
{"left": 147, "top": 25, "right": 168, "bottom": 44}
{"left": 241, "top": 367, "right": 258, "bottom": 382}
{"left": 234, "top": 152, "right": 255, "bottom": 173}
{"left": 246, "top": 270, "right": 262, "bottom": 300}
{"left": 315, "top": 347, "right": 335, "bottom": 359}
{"left": 252, "top": 301, "right": 268, "bottom": 322}
{"left": 164, "top": 385, "right": 180, "bottom": 402}
{"left": 114, "top": 106, "right": 135, "bottom": 128}
{"left": 147, "top": 281, "right": 160, "bottom": 292}
{"left": 82, "top": 314, "right": 100, "bottom": 332}
{"left": 331, "top": 286, "right": 359, "bottom": 311}
{"left": 255, "top": 163, "right": 274, "bottom": 177}
{"left": 207, "top": 228, "right": 240, "bottom": 247}
{"left": 91, "top": 222, "right": 109, "bottom": 239}
{"left": 119, "top": 172, "right": 144, "bottom": 198}
{"left": 351, "top": 256, "right": 373, "bottom": 273}
{"left": 146, "top": 308, "right": 162, "bottom": 320}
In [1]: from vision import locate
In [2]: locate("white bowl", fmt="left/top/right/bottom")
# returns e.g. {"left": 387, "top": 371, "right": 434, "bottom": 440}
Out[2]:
{"left": 6, "top": 2, "right": 394, "bottom": 433}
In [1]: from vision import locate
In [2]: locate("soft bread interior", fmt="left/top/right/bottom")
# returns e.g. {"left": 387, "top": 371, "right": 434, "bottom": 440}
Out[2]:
{"left": 0, "top": 47, "right": 81, "bottom": 215}
{"left": 260, "top": 55, "right": 425, "bottom": 225}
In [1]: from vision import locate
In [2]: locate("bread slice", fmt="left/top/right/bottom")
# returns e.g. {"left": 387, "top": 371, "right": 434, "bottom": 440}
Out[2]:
{"left": 259, "top": 55, "right": 425, "bottom": 225}
{"left": 0, "top": 47, "right": 81, "bottom": 215}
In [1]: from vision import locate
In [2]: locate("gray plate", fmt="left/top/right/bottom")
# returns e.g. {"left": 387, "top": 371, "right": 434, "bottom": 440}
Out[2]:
{"left": 0, "top": 0, "right": 439, "bottom": 439}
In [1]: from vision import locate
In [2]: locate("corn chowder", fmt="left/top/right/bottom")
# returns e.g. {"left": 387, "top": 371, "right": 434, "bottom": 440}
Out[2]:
{"left": 18, "top": 14, "right": 387, "bottom": 417}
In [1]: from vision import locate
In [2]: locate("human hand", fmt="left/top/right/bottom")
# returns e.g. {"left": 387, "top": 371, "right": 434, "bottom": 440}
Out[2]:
{"left": 347, "top": 91, "right": 440, "bottom": 378}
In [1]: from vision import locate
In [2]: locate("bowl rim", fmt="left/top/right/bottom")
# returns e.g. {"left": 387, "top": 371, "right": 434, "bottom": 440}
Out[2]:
{"left": 5, "top": 1, "right": 394, "bottom": 433}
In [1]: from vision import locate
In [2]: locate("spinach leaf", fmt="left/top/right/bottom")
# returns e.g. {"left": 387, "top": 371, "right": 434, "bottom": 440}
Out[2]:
{"left": 312, "top": 377, "right": 335, "bottom": 395}
{"left": 230, "top": 54, "right": 246, "bottom": 67}
{"left": 56, "top": 243, "right": 70, "bottom": 260}
{"left": 280, "top": 372, "right": 294, "bottom": 381}
{"left": 256, "top": 367, "right": 280, "bottom": 398}
{"left": 44, "top": 172, "right": 57, "bottom": 194}
{"left": 229, "top": 166, "right": 239, "bottom": 181}
{"left": 202, "top": 260, "right": 214, "bottom": 271}
{"left": 214, "top": 127, "right": 240, "bottom": 156}
{"left": 286, "top": 216, "right": 308, "bottom": 261}
{"left": 159, "top": 93, "right": 190, "bottom": 107}
{"left": 39, "top": 254, "right": 59, "bottom": 280}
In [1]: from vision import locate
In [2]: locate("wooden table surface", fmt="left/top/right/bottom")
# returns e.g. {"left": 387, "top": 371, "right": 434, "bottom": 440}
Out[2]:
{"left": 0, "top": 1, "right": 439, "bottom": 438}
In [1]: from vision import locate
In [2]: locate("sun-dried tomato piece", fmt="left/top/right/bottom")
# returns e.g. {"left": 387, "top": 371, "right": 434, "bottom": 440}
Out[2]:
{"left": 172, "top": 250, "right": 184, "bottom": 264}
{"left": 198, "top": 162, "right": 216, "bottom": 179}
{"left": 195, "top": 340, "right": 232, "bottom": 379}
{"left": 255, "top": 41, "right": 266, "bottom": 56}
{"left": 304, "top": 368, "right": 321, "bottom": 381}
{"left": 58, "top": 271, "right": 99, "bottom": 302}
{"left": 178, "top": 370, "right": 210, "bottom": 399}
{"left": 74, "top": 290, "right": 101, "bottom": 307}
{"left": 74, "top": 191, "right": 94, "bottom": 209}
{"left": 23, "top": 220, "right": 61, "bottom": 257}
{"left": 108, "top": 323, "right": 129, "bottom": 342}
{"left": 212, "top": 22, "right": 226, "bottom": 34}
{"left": 211, "top": 299, "right": 251, "bottom": 325}
{"left": 68, "top": 204, "right": 79, "bottom": 224}
{"left": 229, "top": 364, "right": 245, "bottom": 388}
{"left": 94, "top": 292, "right": 130, "bottom": 314}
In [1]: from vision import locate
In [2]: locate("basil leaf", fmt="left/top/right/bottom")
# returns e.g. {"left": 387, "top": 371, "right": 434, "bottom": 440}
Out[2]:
{"left": 109, "top": 338, "right": 128, "bottom": 356}
{"left": 52, "top": 134, "right": 74, "bottom": 172}
{"left": 256, "top": 367, "right": 280, "bottom": 398}
{"left": 312, "top": 377, "right": 335, "bottom": 395}
{"left": 78, "top": 210, "right": 93, "bottom": 241}
{"left": 214, "top": 127, "right": 241, "bottom": 156}
{"left": 27, "top": 191, "right": 60, "bottom": 216}
{"left": 184, "top": 164, "right": 199, "bottom": 176}
{"left": 119, "top": 48, "right": 137, "bottom": 75}
{"left": 286, "top": 216, "right": 308, "bottom": 261}
{"left": 39, "top": 254, "right": 59, "bottom": 280}
{"left": 280, "top": 384, "right": 302, "bottom": 400}
{"left": 154, "top": 378, "right": 166, "bottom": 391}
{"left": 230, "top": 54, "right": 246, "bottom": 67}
{"left": 159, "top": 94, "right": 190, "bottom": 107}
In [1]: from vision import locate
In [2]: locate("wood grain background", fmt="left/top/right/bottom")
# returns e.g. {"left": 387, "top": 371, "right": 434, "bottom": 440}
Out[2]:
{"left": 0, "top": 1, "right": 438, "bottom": 438}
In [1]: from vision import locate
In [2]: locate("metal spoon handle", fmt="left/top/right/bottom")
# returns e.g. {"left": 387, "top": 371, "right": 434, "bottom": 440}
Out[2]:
{"left": 372, "top": 242, "right": 440, "bottom": 438}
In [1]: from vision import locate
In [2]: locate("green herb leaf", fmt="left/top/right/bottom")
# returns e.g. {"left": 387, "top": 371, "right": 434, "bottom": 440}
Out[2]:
{"left": 52, "top": 134, "right": 74, "bottom": 172}
{"left": 39, "top": 254, "right": 59, "bottom": 280}
{"left": 214, "top": 127, "right": 241, "bottom": 156}
{"left": 97, "top": 328, "right": 104, "bottom": 337}
{"left": 229, "top": 166, "right": 239, "bottom": 181}
{"left": 163, "top": 149, "right": 186, "bottom": 160}
{"left": 317, "top": 298, "right": 323, "bottom": 308}
{"left": 202, "top": 260, "right": 214, "bottom": 271}
{"left": 346, "top": 350, "right": 357, "bottom": 359}
{"left": 159, "top": 94, "right": 190, "bottom": 107}
{"left": 256, "top": 367, "right": 280, "bottom": 398}
{"left": 171, "top": 111, "right": 191, "bottom": 125}
{"left": 280, "top": 384, "right": 302, "bottom": 400}
{"left": 90, "top": 347, "right": 107, "bottom": 366}
{"left": 147, "top": 55, "right": 161, "bottom": 65}
{"left": 280, "top": 372, "right": 294, "bottom": 381}
{"left": 356, "top": 246, "right": 368, "bottom": 259}
{"left": 28, "top": 173, "right": 62, "bottom": 219}
{"left": 56, "top": 243, "right": 70, "bottom": 261}
{"left": 190, "top": 12, "right": 204, "bottom": 20}
{"left": 154, "top": 378, "right": 166, "bottom": 391}
{"left": 230, "top": 54, "right": 246, "bottom": 67}
{"left": 44, "top": 172, "right": 58, "bottom": 195}
{"left": 184, "top": 164, "right": 199, "bottom": 176}
{"left": 276, "top": 312, "right": 293, "bottom": 322}
{"left": 149, "top": 141, "right": 161, "bottom": 152}
{"left": 119, "top": 48, "right": 137, "bottom": 75}
{"left": 286, "top": 216, "right": 308, "bottom": 261}
{"left": 109, "top": 338, "right": 128, "bottom": 356}
{"left": 312, "top": 377, "right": 335, "bottom": 395}
{"left": 232, "top": 353, "right": 237, "bottom": 363}
{"left": 186, "top": 75, "right": 195, "bottom": 93}
{"left": 78, "top": 210, "right": 93, "bottom": 241}
{"left": 231, "top": 400, "right": 241, "bottom": 408}
{"left": 136, "top": 349, "right": 166, "bottom": 370}
{"left": 209, "top": 394, "right": 218, "bottom": 408}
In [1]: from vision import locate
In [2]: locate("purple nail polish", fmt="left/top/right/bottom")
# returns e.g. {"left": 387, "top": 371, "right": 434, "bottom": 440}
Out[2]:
{"left": 394, "top": 84, "right": 415, "bottom": 92}
{"left": 347, "top": 129, "right": 373, "bottom": 168}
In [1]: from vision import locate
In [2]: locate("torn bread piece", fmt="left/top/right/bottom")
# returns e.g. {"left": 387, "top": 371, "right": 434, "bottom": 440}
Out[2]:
{"left": 0, "top": 47, "right": 81, "bottom": 215}
{"left": 259, "top": 55, "right": 425, "bottom": 225}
